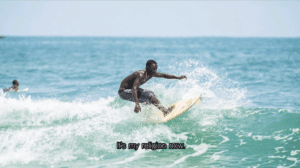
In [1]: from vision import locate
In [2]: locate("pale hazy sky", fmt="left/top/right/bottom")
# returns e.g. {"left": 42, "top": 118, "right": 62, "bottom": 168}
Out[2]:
{"left": 1, "top": 1, "right": 299, "bottom": 37}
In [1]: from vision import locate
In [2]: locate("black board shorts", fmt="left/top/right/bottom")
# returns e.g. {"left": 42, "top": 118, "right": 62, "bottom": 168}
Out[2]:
{"left": 118, "top": 88, "right": 154, "bottom": 104}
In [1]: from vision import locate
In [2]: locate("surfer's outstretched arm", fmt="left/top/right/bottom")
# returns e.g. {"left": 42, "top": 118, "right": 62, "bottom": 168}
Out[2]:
{"left": 154, "top": 72, "right": 187, "bottom": 80}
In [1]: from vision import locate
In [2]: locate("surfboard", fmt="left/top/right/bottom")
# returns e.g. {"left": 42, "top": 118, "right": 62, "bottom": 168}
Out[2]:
{"left": 156, "top": 94, "right": 203, "bottom": 123}
{"left": 7, "top": 88, "right": 29, "bottom": 92}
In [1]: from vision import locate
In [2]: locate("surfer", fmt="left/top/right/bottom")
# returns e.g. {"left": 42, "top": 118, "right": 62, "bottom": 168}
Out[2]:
{"left": 3, "top": 80, "right": 19, "bottom": 92}
{"left": 118, "top": 60, "right": 187, "bottom": 115}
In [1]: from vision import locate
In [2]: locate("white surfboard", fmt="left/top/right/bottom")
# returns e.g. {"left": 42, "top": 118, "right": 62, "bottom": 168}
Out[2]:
{"left": 7, "top": 88, "right": 29, "bottom": 92}
{"left": 151, "top": 94, "right": 203, "bottom": 123}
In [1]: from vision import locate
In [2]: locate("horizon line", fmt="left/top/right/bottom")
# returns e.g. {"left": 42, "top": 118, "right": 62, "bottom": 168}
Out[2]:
{"left": 1, "top": 35, "right": 300, "bottom": 38}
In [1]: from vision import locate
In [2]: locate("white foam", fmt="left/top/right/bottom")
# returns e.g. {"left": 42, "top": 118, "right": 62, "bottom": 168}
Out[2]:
{"left": 275, "top": 147, "right": 284, "bottom": 153}
{"left": 0, "top": 95, "right": 146, "bottom": 165}
{"left": 274, "top": 135, "right": 291, "bottom": 141}
{"left": 225, "top": 128, "right": 233, "bottom": 132}
{"left": 236, "top": 131, "right": 252, "bottom": 138}
{"left": 291, "top": 150, "right": 300, "bottom": 156}
{"left": 268, "top": 155, "right": 286, "bottom": 159}
{"left": 211, "top": 150, "right": 227, "bottom": 161}
{"left": 239, "top": 139, "right": 247, "bottom": 146}
{"left": 113, "top": 148, "right": 149, "bottom": 165}
{"left": 273, "top": 128, "right": 300, "bottom": 141}
{"left": 292, "top": 128, "right": 299, "bottom": 133}
{"left": 286, "top": 157, "right": 298, "bottom": 167}
{"left": 169, "top": 143, "right": 209, "bottom": 167}
{"left": 252, "top": 135, "right": 272, "bottom": 141}
{"left": 220, "top": 135, "right": 230, "bottom": 144}
{"left": 198, "top": 114, "right": 219, "bottom": 126}
{"left": 0, "top": 95, "right": 132, "bottom": 126}
{"left": 148, "top": 59, "right": 250, "bottom": 111}
{"left": 130, "top": 125, "right": 188, "bottom": 143}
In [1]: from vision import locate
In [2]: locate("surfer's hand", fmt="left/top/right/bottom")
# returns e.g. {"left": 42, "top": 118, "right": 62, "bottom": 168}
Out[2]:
{"left": 134, "top": 103, "right": 141, "bottom": 113}
{"left": 178, "top": 75, "right": 187, "bottom": 80}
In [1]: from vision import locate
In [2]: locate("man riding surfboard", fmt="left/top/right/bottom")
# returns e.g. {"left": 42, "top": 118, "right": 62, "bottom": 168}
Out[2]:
{"left": 118, "top": 60, "right": 187, "bottom": 115}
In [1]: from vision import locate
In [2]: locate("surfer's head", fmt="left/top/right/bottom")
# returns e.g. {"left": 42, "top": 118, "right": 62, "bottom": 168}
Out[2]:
{"left": 12, "top": 80, "right": 19, "bottom": 86}
{"left": 146, "top": 60, "right": 157, "bottom": 75}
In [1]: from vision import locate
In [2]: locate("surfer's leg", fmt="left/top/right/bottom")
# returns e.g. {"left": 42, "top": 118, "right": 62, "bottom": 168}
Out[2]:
{"left": 139, "top": 89, "right": 174, "bottom": 115}
{"left": 150, "top": 95, "right": 174, "bottom": 115}
{"left": 118, "top": 89, "right": 136, "bottom": 102}
{"left": 138, "top": 89, "right": 165, "bottom": 110}
{"left": 119, "top": 88, "right": 151, "bottom": 104}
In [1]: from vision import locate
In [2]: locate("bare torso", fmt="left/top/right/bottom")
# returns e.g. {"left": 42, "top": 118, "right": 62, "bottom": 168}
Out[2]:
{"left": 119, "top": 69, "right": 152, "bottom": 91}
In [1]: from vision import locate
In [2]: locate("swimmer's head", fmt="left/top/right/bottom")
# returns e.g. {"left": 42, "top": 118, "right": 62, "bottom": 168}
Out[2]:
{"left": 12, "top": 80, "right": 19, "bottom": 86}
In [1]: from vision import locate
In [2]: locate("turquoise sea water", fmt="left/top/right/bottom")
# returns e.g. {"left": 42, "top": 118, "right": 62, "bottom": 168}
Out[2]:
{"left": 0, "top": 37, "right": 299, "bottom": 167}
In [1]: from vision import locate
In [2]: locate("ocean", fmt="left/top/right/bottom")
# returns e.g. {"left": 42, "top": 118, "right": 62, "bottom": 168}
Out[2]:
{"left": 0, "top": 37, "right": 299, "bottom": 167}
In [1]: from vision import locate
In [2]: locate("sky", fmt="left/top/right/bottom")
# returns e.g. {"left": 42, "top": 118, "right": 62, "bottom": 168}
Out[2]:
{"left": 0, "top": 1, "right": 299, "bottom": 37}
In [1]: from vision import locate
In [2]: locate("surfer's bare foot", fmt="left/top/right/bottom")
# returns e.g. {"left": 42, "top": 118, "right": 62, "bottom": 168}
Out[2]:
{"left": 163, "top": 106, "right": 174, "bottom": 116}
{"left": 168, "top": 106, "right": 174, "bottom": 112}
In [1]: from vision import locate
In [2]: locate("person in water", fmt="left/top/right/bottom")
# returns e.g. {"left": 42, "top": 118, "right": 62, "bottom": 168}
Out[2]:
{"left": 3, "top": 80, "right": 19, "bottom": 92}
{"left": 118, "top": 60, "right": 187, "bottom": 115}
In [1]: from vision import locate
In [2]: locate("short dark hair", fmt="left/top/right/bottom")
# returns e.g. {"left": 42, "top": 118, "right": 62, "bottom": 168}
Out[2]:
{"left": 146, "top": 60, "right": 157, "bottom": 68}
{"left": 13, "top": 80, "right": 19, "bottom": 86}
